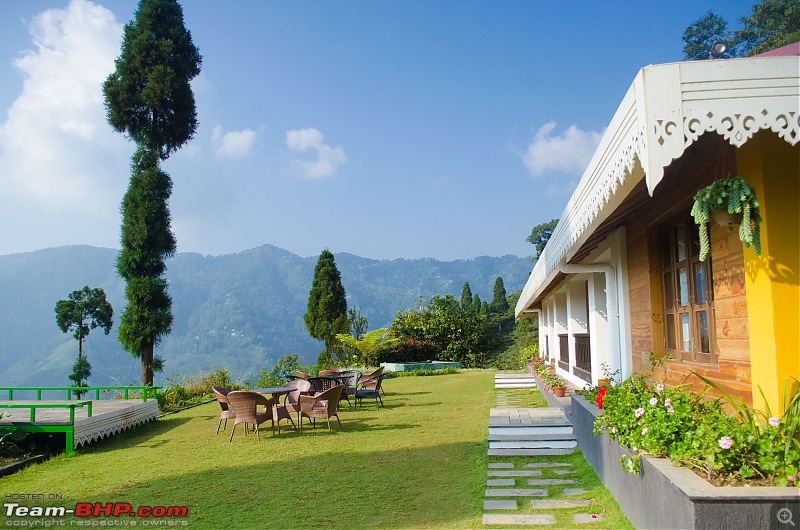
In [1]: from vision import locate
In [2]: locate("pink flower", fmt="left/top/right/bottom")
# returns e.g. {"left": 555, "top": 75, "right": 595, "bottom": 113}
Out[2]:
{"left": 788, "top": 475, "right": 796, "bottom": 484}
{"left": 718, "top": 436, "right": 733, "bottom": 450}
{"left": 768, "top": 416, "right": 780, "bottom": 427}
{"left": 611, "top": 427, "right": 618, "bottom": 434}
{"left": 664, "top": 398, "right": 671, "bottom": 407}
{"left": 668, "top": 407, "right": 675, "bottom": 413}
{"left": 635, "top": 407, "right": 645, "bottom": 418}
{"left": 649, "top": 397, "right": 658, "bottom": 406}
{"left": 656, "top": 383, "right": 665, "bottom": 392}
{"left": 642, "top": 427, "right": 648, "bottom": 435}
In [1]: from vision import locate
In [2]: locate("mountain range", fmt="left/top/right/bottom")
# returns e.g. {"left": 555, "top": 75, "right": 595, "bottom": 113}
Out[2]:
{"left": 0, "top": 245, "right": 533, "bottom": 387}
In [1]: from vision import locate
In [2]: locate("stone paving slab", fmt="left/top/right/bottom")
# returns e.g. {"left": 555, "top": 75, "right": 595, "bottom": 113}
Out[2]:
{"left": 527, "top": 478, "right": 580, "bottom": 485}
{"left": 488, "top": 462, "right": 514, "bottom": 469}
{"left": 482, "top": 514, "right": 555, "bottom": 525}
{"left": 573, "top": 514, "right": 603, "bottom": 523}
{"left": 490, "top": 440, "right": 577, "bottom": 449}
{"left": 488, "top": 470, "right": 542, "bottom": 477}
{"left": 524, "top": 462, "right": 572, "bottom": 468}
{"left": 485, "top": 488, "right": 548, "bottom": 497}
{"left": 531, "top": 500, "right": 592, "bottom": 509}
{"left": 484, "top": 500, "right": 517, "bottom": 510}
{"left": 487, "top": 479, "right": 515, "bottom": 486}
{"left": 553, "top": 469, "right": 576, "bottom": 475}
{"left": 562, "top": 488, "right": 589, "bottom": 496}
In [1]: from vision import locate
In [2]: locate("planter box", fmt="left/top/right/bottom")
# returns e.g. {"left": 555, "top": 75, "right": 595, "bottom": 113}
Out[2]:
{"left": 570, "top": 395, "right": 800, "bottom": 529}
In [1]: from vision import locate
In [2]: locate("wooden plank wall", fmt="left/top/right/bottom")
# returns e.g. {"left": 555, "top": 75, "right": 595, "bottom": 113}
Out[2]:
{"left": 624, "top": 136, "right": 753, "bottom": 404}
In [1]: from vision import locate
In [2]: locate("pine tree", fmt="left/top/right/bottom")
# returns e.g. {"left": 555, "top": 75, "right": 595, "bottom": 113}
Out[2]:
{"left": 460, "top": 282, "right": 473, "bottom": 310}
{"left": 103, "top": 0, "right": 201, "bottom": 386}
{"left": 304, "top": 249, "right": 349, "bottom": 358}
{"left": 490, "top": 277, "right": 510, "bottom": 314}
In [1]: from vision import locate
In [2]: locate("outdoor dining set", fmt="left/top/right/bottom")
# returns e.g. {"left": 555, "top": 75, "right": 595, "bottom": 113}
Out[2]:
{"left": 212, "top": 367, "right": 387, "bottom": 441}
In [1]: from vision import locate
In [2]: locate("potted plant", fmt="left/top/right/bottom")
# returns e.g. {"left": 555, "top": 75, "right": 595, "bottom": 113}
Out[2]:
{"left": 545, "top": 373, "right": 567, "bottom": 397}
{"left": 596, "top": 361, "right": 620, "bottom": 387}
{"left": 690, "top": 175, "right": 762, "bottom": 262}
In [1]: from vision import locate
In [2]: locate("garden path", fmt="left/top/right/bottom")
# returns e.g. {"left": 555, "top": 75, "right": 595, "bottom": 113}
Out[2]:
{"left": 482, "top": 373, "right": 602, "bottom": 526}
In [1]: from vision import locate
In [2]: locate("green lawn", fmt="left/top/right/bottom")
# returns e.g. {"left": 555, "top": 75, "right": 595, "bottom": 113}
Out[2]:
{"left": 3, "top": 371, "right": 494, "bottom": 529}
{"left": 2, "top": 371, "right": 630, "bottom": 529}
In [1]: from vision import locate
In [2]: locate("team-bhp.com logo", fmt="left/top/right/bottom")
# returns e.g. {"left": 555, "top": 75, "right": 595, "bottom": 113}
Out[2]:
{"left": 4, "top": 502, "right": 188, "bottom": 525}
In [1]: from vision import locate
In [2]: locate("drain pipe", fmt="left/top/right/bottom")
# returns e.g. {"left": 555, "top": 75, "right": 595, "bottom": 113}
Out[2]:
{"left": 559, "top": 263, "right": 622, "bottom": 383}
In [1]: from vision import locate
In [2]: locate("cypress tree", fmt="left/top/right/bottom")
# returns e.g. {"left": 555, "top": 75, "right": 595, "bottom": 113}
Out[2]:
{"left": 460, "top": 282, "right": 473, "bottom": 310}
{"left": 304, "top": 249, "right": 349, "bottom": 357}
{"left": 490, "top": 277, "right": 510, "bottom": 314}
{"left": 103, "top": 0, "right": 201, "bottom": 385}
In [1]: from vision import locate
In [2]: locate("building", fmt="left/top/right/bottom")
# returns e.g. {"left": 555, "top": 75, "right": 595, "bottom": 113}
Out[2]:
{"left": 515, "top": 45, "right": 799, "bottom": 413}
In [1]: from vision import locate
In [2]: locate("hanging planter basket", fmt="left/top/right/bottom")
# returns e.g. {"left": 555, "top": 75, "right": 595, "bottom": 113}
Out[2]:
{"left": 690, "top": 176, "right": 762, "bottom": 262}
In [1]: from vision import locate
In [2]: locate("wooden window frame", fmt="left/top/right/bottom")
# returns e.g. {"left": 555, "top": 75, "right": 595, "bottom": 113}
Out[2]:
{"left": 661, "top": 211, "right": 717, "bottom": 364}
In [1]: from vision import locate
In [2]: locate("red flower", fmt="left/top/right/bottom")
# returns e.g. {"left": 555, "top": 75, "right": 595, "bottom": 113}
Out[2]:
{"left": 595, "top": 387, "right": 607, "bottom": 409}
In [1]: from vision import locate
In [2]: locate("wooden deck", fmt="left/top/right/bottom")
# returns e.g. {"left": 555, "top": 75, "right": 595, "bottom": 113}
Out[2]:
{"left": 0, "top": 399, "right": 158, "bottom": 453}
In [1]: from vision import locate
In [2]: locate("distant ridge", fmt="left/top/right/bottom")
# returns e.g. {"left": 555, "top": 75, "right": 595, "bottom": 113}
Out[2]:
{"left": 0, "top": 244, "right": 533, "bottom": 386}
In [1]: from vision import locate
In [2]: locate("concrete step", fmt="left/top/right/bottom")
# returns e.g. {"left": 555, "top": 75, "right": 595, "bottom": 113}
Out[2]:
{"left": 494, "top": 383, "right": 537, "bottom": 388}
{"left": 488, "top": 426, "right": 573, "bottom": 436}
{"left": 483, "top": 514, "right": 555, "bottom": 525}
{"left": 488, "top": 447, "right": 575, "bottom": 456}
{"left": 488, "top": 432, "right": 576, "bottom": 442}
{"left": 495, "top": 377, "right": 536, "bottom": 383}
{"left": 489, "top": 440, "right": 577, "bottom": 450}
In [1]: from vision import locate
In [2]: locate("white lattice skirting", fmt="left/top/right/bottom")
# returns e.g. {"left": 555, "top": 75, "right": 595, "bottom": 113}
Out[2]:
{"left": 73, "top": 400, "right": 158, "bottom": 448}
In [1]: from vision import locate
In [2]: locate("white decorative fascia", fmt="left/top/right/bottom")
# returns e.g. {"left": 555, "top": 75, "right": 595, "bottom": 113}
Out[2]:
{"left": 515, "top": 55, "right": 800, "bottom": 319}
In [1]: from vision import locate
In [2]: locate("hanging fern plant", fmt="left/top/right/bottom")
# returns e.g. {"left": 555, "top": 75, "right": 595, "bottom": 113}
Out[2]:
{"left": 690, "top": 176, "right": 762, "bottom": 261}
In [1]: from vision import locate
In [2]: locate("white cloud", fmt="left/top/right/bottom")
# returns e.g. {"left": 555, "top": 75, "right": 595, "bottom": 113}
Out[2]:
{"left": 285, "top": 127, "right": 347, "bottom": 179}
{"left": 212, "top": 125, "right": 256, "bottom": 158}
{"left": 521, "top": 122, "right": 603, "bottom": 177}
{"left": 0, "top": 0, "right": 126, "bottom": 253}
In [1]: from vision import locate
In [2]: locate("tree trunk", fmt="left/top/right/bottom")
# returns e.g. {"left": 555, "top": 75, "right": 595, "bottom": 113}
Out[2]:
{"left": 141, "top": 342, "right": 154, "bottom": 387}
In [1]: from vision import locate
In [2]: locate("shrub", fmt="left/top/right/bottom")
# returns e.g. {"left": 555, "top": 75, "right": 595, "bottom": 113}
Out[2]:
{"left": 375, "top": 338, "right": 439, "bottom": 364}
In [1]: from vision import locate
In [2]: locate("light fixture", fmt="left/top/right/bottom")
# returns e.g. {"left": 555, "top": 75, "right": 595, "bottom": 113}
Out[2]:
{"left": 709, "top": 42, "right": 728, "bottom": 59}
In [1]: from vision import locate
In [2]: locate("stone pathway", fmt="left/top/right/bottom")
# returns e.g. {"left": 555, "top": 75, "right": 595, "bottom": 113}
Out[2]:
{"left": 482, "top": 374, "right": 603, "bottom": 526}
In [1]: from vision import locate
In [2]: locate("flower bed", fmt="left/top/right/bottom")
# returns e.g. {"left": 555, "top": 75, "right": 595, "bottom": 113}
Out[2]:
{"left": 571, "top": 394, "right": 800, "bottom": 530}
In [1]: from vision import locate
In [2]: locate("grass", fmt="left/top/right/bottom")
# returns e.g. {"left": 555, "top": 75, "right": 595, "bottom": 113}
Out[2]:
{"left": 2, "top": 370, "right": 632, "bottom": 529}
{"left": 2, "top": 371, "right": 494, "bottom": 529}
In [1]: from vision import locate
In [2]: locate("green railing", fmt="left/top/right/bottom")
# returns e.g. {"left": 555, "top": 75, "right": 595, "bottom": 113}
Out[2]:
{"left": 0, "top": 386, "right": 161, "bottom": 456}
{"left": 0, "top": 400, "right": 92, "bottom": 422}
{"left": 0, "top": 386, "right": 161, "bottom": 402}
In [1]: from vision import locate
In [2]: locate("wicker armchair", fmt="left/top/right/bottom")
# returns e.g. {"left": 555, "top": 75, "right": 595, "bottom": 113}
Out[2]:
{"left": 281, "top": 379, "right": 312, "bottom": 415}
{"left": 225, "top": 391, "right": 276, "bottom": 441}
{"left": 299, "top": 385, "right": 344, "bottom": 434}
{"left": 295, "top": 371, "right": 310, "bottom": 380}
{"left": 359, "top": 366, "right": 385, "bottom": 395}
{"left": 355, "top": 373, "right": 387, "bottom": 408}
{"left": 319, "top": 368, "right": 341, "bottom": 376}
{"left": 337, "top": 370, "right": 362, "bottom": 407}
{"left": 307, "top": 376, "right": 341, "bottom": 395}
{"left": 212, "top": 386, "right": 235, "bottom": 435}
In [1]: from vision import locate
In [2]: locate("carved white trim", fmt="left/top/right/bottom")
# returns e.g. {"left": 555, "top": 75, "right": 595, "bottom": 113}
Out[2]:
{"left": 516, "top": 56, "right": 799, "bottom": 318}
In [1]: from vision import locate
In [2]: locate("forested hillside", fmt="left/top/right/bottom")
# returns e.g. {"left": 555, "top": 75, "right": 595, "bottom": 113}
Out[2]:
{"left": 0, "top": 245, "right": 532, "bottom": 386}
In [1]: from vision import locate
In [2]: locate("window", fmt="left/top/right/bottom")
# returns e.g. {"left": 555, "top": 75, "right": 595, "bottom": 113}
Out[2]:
{"left": 661, "top": 213, "right": 716, "bottom": 363}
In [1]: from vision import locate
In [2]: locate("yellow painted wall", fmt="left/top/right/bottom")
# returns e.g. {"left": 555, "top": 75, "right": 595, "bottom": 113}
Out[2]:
{"left": 737, "top": 132, "right": 800, "bottom": 414}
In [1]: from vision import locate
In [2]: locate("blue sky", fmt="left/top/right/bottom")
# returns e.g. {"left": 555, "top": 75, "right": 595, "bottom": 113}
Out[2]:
{"left": 0, "top": 0, "right": 751, "bottom": 260}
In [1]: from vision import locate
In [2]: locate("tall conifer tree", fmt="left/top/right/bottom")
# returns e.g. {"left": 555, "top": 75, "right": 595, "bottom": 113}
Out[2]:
{"left": 304, "top": 249, "right": 349, "bottom": 358}
{"left": 103, "top": 0, "right": 201, "bottom": 385}
{"left": 460, "top": 282, "right": 473, "bottom": 311}
{"left": 490, "top": 277, "right": 509, "bottom": 314}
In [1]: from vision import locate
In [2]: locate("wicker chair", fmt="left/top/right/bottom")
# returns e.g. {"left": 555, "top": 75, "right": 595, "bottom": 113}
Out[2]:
{"left": 295, "top": 371, "right": 310, "bottom": 380}
{"left": 225, "top": 391, "right": 276, "bottom": 441}
{"left": 359, "top": 366, "right": 386, "bottom": 395}
{"left": 307, "top": 376, "right": 341, "bottom": 395}
{"left": 355, "top": 373, "right": 387, "bottom": 408}
{"left": 212, "top": 386, "right": 236, "bottom": 435}
{"left": 299, "top": 385, "right": 344, "bottom": 434}
{"left": 281, "top": 379, "right": 312, "bottom": 415}
{"left": 318, "top": 368, "right": 341, "bottom": 376}
{"left": 337, "top": 370, "right": 362, "bottom": 407}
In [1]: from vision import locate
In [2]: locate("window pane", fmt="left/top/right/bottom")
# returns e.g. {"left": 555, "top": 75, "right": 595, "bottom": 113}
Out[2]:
{"left": 697, "top": 311, "right": 710, "bottom": 353}
{"left": 694, "top": 265, "right": 707, "bottom": 305}
{"left": 691, "top": 226, "right": 701, "bottom": 258}
{"left": 664, "top": 272, "right": 675, "bottom": 308}
{"left": 678, "top": 268, "right": 689, "bottom": 306}
{"left": 676, "top": 224, "right": 687, "bottom": 261}
{"left": 681, "top": 313, "right": 691, "bottom": 351}
{"left": 665, "top": 314, "right": 676, "bottom": 350}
